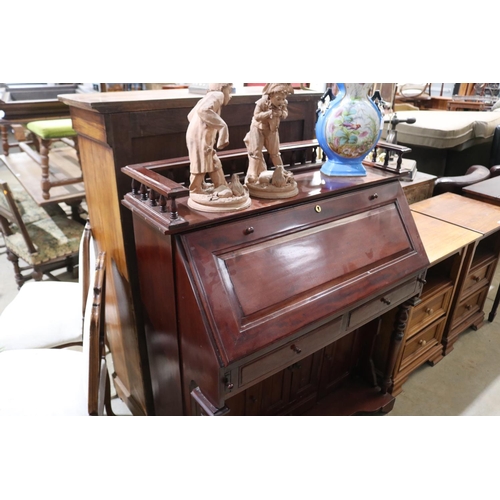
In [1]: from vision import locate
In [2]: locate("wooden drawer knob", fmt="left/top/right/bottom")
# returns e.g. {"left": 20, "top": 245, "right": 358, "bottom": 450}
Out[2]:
{"left": 370, "top": 193, "right": 379, "bottom": 200}
{"left": 418, "top": 339, "right": 427, "bottom": 346}
{"left": 244, "top": 227, "right": 254, "bottom": 235}
{"left": 381, "top": 297, "right": 391, "bottom": 306}
{"left": 465, "top": 304, "right": 472, "bottom": 311}
{"left": 290, "top": 344, "right": 302, "bottom": 354}
{"left": 425, "top": 308, "right": 434, "bottom": 315}
{"left": 472, "top": 275, "right": 480, "bottom": 282}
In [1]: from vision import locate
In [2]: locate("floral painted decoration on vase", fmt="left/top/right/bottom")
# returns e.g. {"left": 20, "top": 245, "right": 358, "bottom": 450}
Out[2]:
{"left": 316, "top": 83, "right": 382, "bottom": 176}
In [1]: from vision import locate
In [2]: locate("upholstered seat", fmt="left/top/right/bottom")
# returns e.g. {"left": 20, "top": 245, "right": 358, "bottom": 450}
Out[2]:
{"left": 20, "top": 118, "right": 82, "bottom": 201}
{"left": 4, "top": 214, "right": 82, "bottom": 266}
{"left": 0, "top": 252, "right": 108, "bottom": 416}
{"left": 0, "top": 180, "right": 83, "bottom": 287}
{"left": 26, "top": 119, "right": 76, "bottom": 140}
{"left": 0, "top": 221, "right": 94, "bottom": 351}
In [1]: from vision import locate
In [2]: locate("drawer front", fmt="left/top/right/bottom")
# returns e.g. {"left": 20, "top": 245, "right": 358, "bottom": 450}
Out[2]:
{"left": 407, "top": 285, "right": 453, "bottom": 338}
{"left": 452, "top": 286, "right": 489, "bottom": 329}
{"left": 239, "top": 317, "right": 342, "bottom": 388}
{"left": 347, "top": 279, "right": 420, "bottom": 331}
{"left": 400, "top": 317, "right": 446, "bottom": 370}
{"left": 463, "top": 260, "right": 496, "bottom": 295}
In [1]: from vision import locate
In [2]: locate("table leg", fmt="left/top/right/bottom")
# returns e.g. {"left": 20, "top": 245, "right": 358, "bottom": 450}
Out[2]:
{"left": 489, "top": 286, "right": 500, "bottom": 322}
{"left": 1, "top": 124, "right": 9, "bottom": 156}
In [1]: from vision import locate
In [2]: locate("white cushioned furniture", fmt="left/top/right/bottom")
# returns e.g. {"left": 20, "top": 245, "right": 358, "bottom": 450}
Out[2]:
{"left": 383, "top": 110, "right": 500, "bottom": 150}
{"left": 0, "top": 222, "right": 95, "bottom": 351}
{"left": 0, "top": 252, "right": 107, "bottom": 416}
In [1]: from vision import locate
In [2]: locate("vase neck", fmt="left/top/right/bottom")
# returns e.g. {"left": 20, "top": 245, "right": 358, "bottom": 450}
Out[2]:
{"left": 342, "top": 83, "right": 371, "bottom": 99}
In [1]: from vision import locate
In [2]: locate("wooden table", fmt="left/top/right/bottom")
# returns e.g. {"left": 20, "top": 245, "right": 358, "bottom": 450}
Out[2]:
{"left": 448, "top": 100, "right": 492, "bottom": 111}
{"left": 375, "top": 210, "right": 480, "bottom": 394}
{"left": 0, "top": 147, "right": 85, "bottom": 208}
{"left": 0, "top": 84, "right": 80, "bottom": 155}
{"left": 463, "top": 177, "right": 500, "bottom": 321}
{"left": 463, "top": 176, "right": 500, "bottom": 206}
{"left": 411, "top": 193, "right": 500, "bottom": 352}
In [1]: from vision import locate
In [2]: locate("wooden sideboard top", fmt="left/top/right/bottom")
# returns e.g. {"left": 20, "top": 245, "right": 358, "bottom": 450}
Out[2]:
{"left": 463, "top": 176, "right": 500, "bottom": 206}
{"left": 58, "top": 88, "right": 323, "bottom": 114}
{"left": 411, "top": 192, "right": 500, "bottom": 236}
{"left": 411, "top": 211, "right": 480, "bottom": 265}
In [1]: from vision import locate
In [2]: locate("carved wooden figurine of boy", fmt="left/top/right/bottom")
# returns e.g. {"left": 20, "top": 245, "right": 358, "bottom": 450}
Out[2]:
{"left": 186, "top": 83, "right": 233, "bottom": 195}
{"left": 244, "top": 83, "right": 294, "bottom": 183}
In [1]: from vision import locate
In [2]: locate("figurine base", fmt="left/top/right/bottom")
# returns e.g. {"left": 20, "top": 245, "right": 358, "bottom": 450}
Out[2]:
{"left": 320, "top": 160, "right": 367, "bottom": 177}
{"left": 188, "top": 193, "right": 251, "bottom": 213}
{"left": 245, "top": 168, "right": 299, "bottom": 199}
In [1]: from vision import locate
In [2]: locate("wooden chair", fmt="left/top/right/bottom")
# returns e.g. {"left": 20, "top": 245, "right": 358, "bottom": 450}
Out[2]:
{"left": 0, "top": 221, "right": 95, "bottom": 351}
{"left": 0, "top": 252, "right": 109, "bottom": 416}
{"left": 0, "top": 180, "right": 83, "bottom": 288}
{"left": 18, "top": 118, "right": 82, "bottom": 201}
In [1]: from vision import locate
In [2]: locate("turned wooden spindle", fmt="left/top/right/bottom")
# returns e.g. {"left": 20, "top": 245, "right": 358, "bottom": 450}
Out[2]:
{"left": 140, "top": 183, "right": 148, "bottom": 201}
{"left": 131, "top": 179, "right": 141, "bottom": 195}
{"left": 149, "top": 189, "right": 158, "bottom": 207}
{"left": 159, "top": 195, "right": 167, "bottom": 213}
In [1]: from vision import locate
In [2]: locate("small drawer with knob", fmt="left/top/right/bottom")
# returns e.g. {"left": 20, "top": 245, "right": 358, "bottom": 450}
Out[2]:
{"left": 347, "top": 279, "right": 421, "bottom": 331}
{"left": 452, "top": 286, "right": 489, "bottom": 330}
{"left": 407, "top": 284, "right": 453, "bottom": 339}
{"left": 238, "top": 317, "right": 342, "bottom": 388}
{"left": 400, "top": 317, "right": 446, "bottom": 370}
{"left": 462, "top": 258, "right": 496, "bottom": 295}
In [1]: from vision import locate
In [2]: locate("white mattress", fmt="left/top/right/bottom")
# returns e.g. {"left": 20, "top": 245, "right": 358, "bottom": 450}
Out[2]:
{"left": 383, "top": 110, "right": 500, "bottom": 149}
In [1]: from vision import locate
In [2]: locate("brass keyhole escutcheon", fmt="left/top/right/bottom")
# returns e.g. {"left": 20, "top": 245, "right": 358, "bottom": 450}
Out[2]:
{"left": 315, "top": 205, "right": 322, "bottom": 213}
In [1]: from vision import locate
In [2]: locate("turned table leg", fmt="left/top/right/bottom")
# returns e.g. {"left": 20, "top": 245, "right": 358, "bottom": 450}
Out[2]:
{"left": 39, "top": 138, "right": 52, "bottom": 200}
{"left": 1, "top": 124, "right": 9, "bottom": 156}
{"left": 381, "top": 300, "right": 412, "bottom": 394}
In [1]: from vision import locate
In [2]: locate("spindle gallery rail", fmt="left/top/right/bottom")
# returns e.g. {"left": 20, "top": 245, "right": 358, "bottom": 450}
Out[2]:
{"left": 121, "top": 139, "right": 411, "bottom": 228}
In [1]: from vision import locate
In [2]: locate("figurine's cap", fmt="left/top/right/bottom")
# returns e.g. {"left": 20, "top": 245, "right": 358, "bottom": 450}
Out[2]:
{"left": 263, "top": 83, "right": 294, "bottom": 95}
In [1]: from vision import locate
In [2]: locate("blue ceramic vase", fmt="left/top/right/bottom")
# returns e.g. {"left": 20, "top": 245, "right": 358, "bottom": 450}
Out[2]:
{"left": 316, "top": 83, "right": 382, "bottom": 176}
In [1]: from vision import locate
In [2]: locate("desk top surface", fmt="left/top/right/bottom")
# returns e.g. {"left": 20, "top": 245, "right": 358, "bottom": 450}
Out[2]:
{"left": 411, "top": 192, "right": 500, "bottom": 236}
{"left": 463, "top": 176, "right": 500, "bottom": 202}
{"left": 411, "top": 211, "right": 480, "bottom": 264}
{"left": 58, "top": 88, "right": 323, "bottom": 114}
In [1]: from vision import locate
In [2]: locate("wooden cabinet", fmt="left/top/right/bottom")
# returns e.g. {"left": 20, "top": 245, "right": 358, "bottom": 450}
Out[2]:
{"left": 411, "top": 193, "right": 500, "bottom": 355}
{"left": 122, "top": 164, "right": 429, "bottom": 416}
{"left": 375, "top": 210, "right": 479, "bottom": 394}
{"left": 376, "top": 194, "right": 500, "bottom": 395}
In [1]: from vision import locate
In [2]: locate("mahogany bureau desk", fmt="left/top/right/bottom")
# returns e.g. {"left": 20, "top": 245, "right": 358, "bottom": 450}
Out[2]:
{"left": 122, "top": 165, "right": 429, "bottom": 416}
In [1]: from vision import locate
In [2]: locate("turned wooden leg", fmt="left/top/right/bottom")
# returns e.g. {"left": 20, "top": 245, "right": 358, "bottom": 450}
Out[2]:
{"left": 489, "top": 286, "right": 500, "bottom": 322}
{"left": 1, "top": 124, "right": 9, "bottom": 156}
{"left": 32, "top": 267, "right": 44, "bottom": 281}
{"left": 6, "top": 249, "right": 24, "bottom": 289}
{"left": 40, "top": 138, "right": 52, "bottom": 200}
{"left": 380, "top": 300, "right": 412, "bottom": 394}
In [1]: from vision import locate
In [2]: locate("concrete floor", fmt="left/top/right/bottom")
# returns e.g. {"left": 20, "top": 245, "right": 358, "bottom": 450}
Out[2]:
{"left": 2, "top": 151, "right": 500, "bottom": 416}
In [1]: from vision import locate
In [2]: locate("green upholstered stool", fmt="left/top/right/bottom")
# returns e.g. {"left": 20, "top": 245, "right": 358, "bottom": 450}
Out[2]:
{"left": 21, "top": 119, "right": 82, "bottom": 201}
{"left": 26, "top": 119, "right": 77, "bottom": 140}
